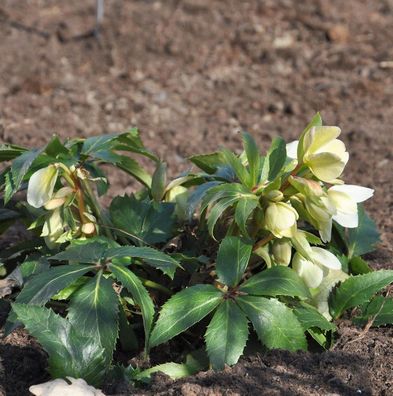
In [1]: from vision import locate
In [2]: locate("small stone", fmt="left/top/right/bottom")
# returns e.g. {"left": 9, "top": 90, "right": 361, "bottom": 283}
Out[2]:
{"left": 327, "top": 25, "right": 350, "bottom": 43}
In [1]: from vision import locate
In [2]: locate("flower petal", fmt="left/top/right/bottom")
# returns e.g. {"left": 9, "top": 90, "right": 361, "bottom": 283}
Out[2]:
{"left": 328, "top": 189, "right": 357, "bottom": 214}
{"left": 292, "top": 252, "right": 324, "bottom": 288}
{"left": 305, "top": 152, "right": 348, "bottom": 182}
{"left": 310, "top": 247, "right": 341, "bottom": 270}
{"left": 329, "top": 184, "right": 374, "bottom": 203}
{"left": 333, "top": 211, "right": 358, "bottom": 228}
{"left": 305, "top": 126, "right": 341, "bottom": 154}
{"left": 286, "top": 140, "right": 299, "bottom": 159}
{"left": 27, "top": 166, "right": 59, "bottom": 208}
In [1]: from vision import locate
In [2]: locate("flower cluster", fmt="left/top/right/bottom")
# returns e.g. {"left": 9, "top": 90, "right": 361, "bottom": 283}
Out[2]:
{"left": 262, "top": 125, "right": 373, "bottom": 315}
{"left": 27, "top": 164, "right": 98, "bottom": 246}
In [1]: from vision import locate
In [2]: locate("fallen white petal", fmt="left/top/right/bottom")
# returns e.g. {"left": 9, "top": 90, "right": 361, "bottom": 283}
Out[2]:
{"left": 29, "top": 377, "right": 105, "bottom": 396}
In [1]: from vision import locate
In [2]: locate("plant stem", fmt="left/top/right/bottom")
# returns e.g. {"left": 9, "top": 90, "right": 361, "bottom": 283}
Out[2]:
{"left": 253, "top": 233, "right": 274, "bottom": 251}
{"left": 140, "top": 278, "right": 172, "bottom": 296}
{"left": 280, "top": 163, "right": 302, "bottom": 192}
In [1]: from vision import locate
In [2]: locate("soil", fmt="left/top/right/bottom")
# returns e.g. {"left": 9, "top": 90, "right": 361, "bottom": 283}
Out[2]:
{"left": 0, "top": 0, "right": 393, "bottom": 395}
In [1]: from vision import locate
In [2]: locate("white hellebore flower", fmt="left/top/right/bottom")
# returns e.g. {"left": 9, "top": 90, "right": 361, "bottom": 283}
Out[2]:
{"left": 286, "top": 126, "right": 349, "bottom": 183}
{"left": 265, "top": 202, "right": 299, "bottom": 238}
{"left": 27, "top": 165, "right": 59, "bottom": 208}
{"left": 29, "top": 377, "right": 105, "bottom": 396}
{"left": 292, "top": 247, "right": 341, "bottom": 289}
{"left": 327, "top": 184, "right": 374, "bottom": 228}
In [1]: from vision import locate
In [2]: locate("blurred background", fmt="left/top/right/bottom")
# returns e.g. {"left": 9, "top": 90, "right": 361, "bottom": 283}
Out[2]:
{"left": 0, "top": 0, "right": 392, "bottom": 254}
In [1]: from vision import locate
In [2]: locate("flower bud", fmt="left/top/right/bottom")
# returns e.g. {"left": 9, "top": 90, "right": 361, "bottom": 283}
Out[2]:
{"left": 82, "top": 222, "right": 96, "bottom": 235}
{"left": 272, "top": 239, "right": 292, "bottom": 266}
{"left": 265, "top": 202, "right": 298, "bottom": 238}
{"left": 265, "top": 190, "right": 284, "bottom": 202}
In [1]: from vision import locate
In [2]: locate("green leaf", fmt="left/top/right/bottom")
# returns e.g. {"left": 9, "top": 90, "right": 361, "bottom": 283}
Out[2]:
{"left": 347, "top": 205, "right": 380, "bottom": 257}
{"left": 0, "top": 143, "right": 27, "bottom": 162}
{"left": 221, "top": 149, "right": 251, "bottom": 187}
{"left": 52, "top": 277, "right": 88, "bottom": 300}
{"left": 242, "top": 132, "right": 261, "bottom": 186}
{"left": 207, "top": 196, "right": 240, "bottom": 239}
{"left": 293, "top": 303, "right": 336, "bottom": 331}
{"left": 12, "top": 303, "right": 107, "bottom": 386}
{"left": 110, "top": 195, "right": 175, "bottom": 245}
{"left": 116, "top": 155, "right": 152, "bottom": 188}
{"left": 240, "top": 266, "right": 311, "bottom": 299}
{"left": 237, "top": 296, "right": 307, "bottom": 351}
{"left": 50, "top": 241, "right": 108, "bottom": 263}
{"left": 329, "top": 270, "right": 393, "bottom": 319}
{"left": 19, "top": 255, "right": 50, "bottom": 281}
{"left": 67, "top": 271, "right": 119, "bottom": 364}
{"left": 7, "top": 148, "right": 43, "bottom": 202}
{"left": 267, "top": 137, "right": 286, "bottom": 181}
{"left": 45, "top": 135, "right": 70, "bottom": 157}
{"left": 349, "top": 256, "right": 373, "bottom": 275}
{"left": 205, "top": 300, "right": 249, "bottom": 369}
{"left": 216, "top": 236, "right": 253, "bottom": 287}
{"left": 109, "top": 263, "right": 154, "bottom": 348}
{"left": 188, "top": 152, "right": 225, "bottom": 174}
{"left": 151, "top": 162, "right": 167, "bottom": 201}
{"left": 107, "top": 246, "right": 181, "bottom": 279}
{"left": 235, "top": 198, "right": 258, "bottom": 236}
{"left": 353, "top": 296, "right": 393, "bottom": 327}
{"left": 149, "top": 285, "right": 223, "bottom": 348}
{"left": 16, "top": 264, "right": 95, "bottom": 305}
{"left": 81, "top": 134, "right": 118, "bottom": 155}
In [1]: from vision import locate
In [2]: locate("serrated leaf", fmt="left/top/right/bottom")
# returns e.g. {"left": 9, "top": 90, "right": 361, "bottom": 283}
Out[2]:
{"left": 81, "top": 134, "right": 118, "bottom": 155}
{"left": 237, "top": 296, "right": 307, "bottom": 351}
{"left": 221, "top": 149, "right": 251, "bottom": 187}
{"left": 205, "top": 300, "right": 249, "bottom": 369}
{"left": 201, "top": 183, "right": 251, "bottom": 212}
{"left": 216, "top": 236, "right": 253, "bottom": 287}
{"left": 188, "top": 152, "right": 225, "bottom": 174}
{"left": 107, "top": 246, "right": 181, "bottom": 279}
{"left": 235, "top": 198, "right": 258, "bottom": 236}
{"left": 353, "top": 296, "right": 393, "bottom": 327}
{"left": 19, "top": 255, "right": 50, "bottom": 281}
{"left": 50, "top": 242, "right": 108, "bottom": 263}
{"left": 347, "top": 205, "right": 380, "bottom": 257}
{"left": 68, "top": 271, "right": 119, "bottom": 365}
{"left": 12, "top": 303, "right": 107, "bottom": 385}
{"left": 267, "top": 137, "right": 286, "bottom": 181}
{"left": 16, "top": 264, "right": 95, "bottom": 305}
{"left": 329, "top": 270, "right": 393, "bottom": 319}
{"left": 242, "top": 132, "right": 261, "bottom": 186}
{"left": 293, "top": 303, "right": 336, "bottom": 331}
{"left": 349, "top": 256, "right": 373, "bottom": 275}
{"left": 110, "top": 195, "right": 175, "bottom": 245}
{"left": 149, "top": 285, "right": 223, "bottom": 348}
{"left": 186, "top": 181, "right": 221, "bottom": 219}
{"left": 45, "top": 135, "right": 69, "bottom": 157}
{"left": 52, "top": 277, "right": 88, "bottom": 300}
{"left": 116, "top": 155, "right": 152, "bottom": 188}
{"left": 207, "top": 196, "right": 240, "bottom": 239}
{"left": 109, "top": 262, "right": 154, "bottom": 348}
{"left": 0, "top": 143, "right": 27, "bottom": 162}
{"left": 240, "top": 266, "right": 311, "bottom": 299}
{"left": 6, "top": 148, "right": 43, "bottom": 203}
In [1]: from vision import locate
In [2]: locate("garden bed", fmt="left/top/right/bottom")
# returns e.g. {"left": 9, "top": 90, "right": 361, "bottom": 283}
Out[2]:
{"left": 0, "top": 0, "right": 392, "bottom": 395}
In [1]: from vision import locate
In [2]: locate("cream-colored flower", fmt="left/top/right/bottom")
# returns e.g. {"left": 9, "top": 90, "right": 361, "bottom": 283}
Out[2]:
{"left": 27, "top": 165, "right": 59, "bottom": 208}
{"left": 327, "top": 184, "right": 374, "bottom": 228}
{"left": 265, "top": 202, "right": 298, "bottom": 238}
{"left": 292, "top": 247, "right": 341, "bottom": 289}
{"left": 287, "top": 126, "right": 349, "bottom": 182}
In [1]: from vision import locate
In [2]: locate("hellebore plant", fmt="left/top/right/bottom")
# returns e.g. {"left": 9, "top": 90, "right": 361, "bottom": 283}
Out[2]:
{"left": 0, "top": 114, "right": 392, "bottom": 388}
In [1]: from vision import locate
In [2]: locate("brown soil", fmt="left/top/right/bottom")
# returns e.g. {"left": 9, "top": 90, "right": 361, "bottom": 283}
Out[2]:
{"left": 0, "top": 0, "right": 392, "bottom": 395}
